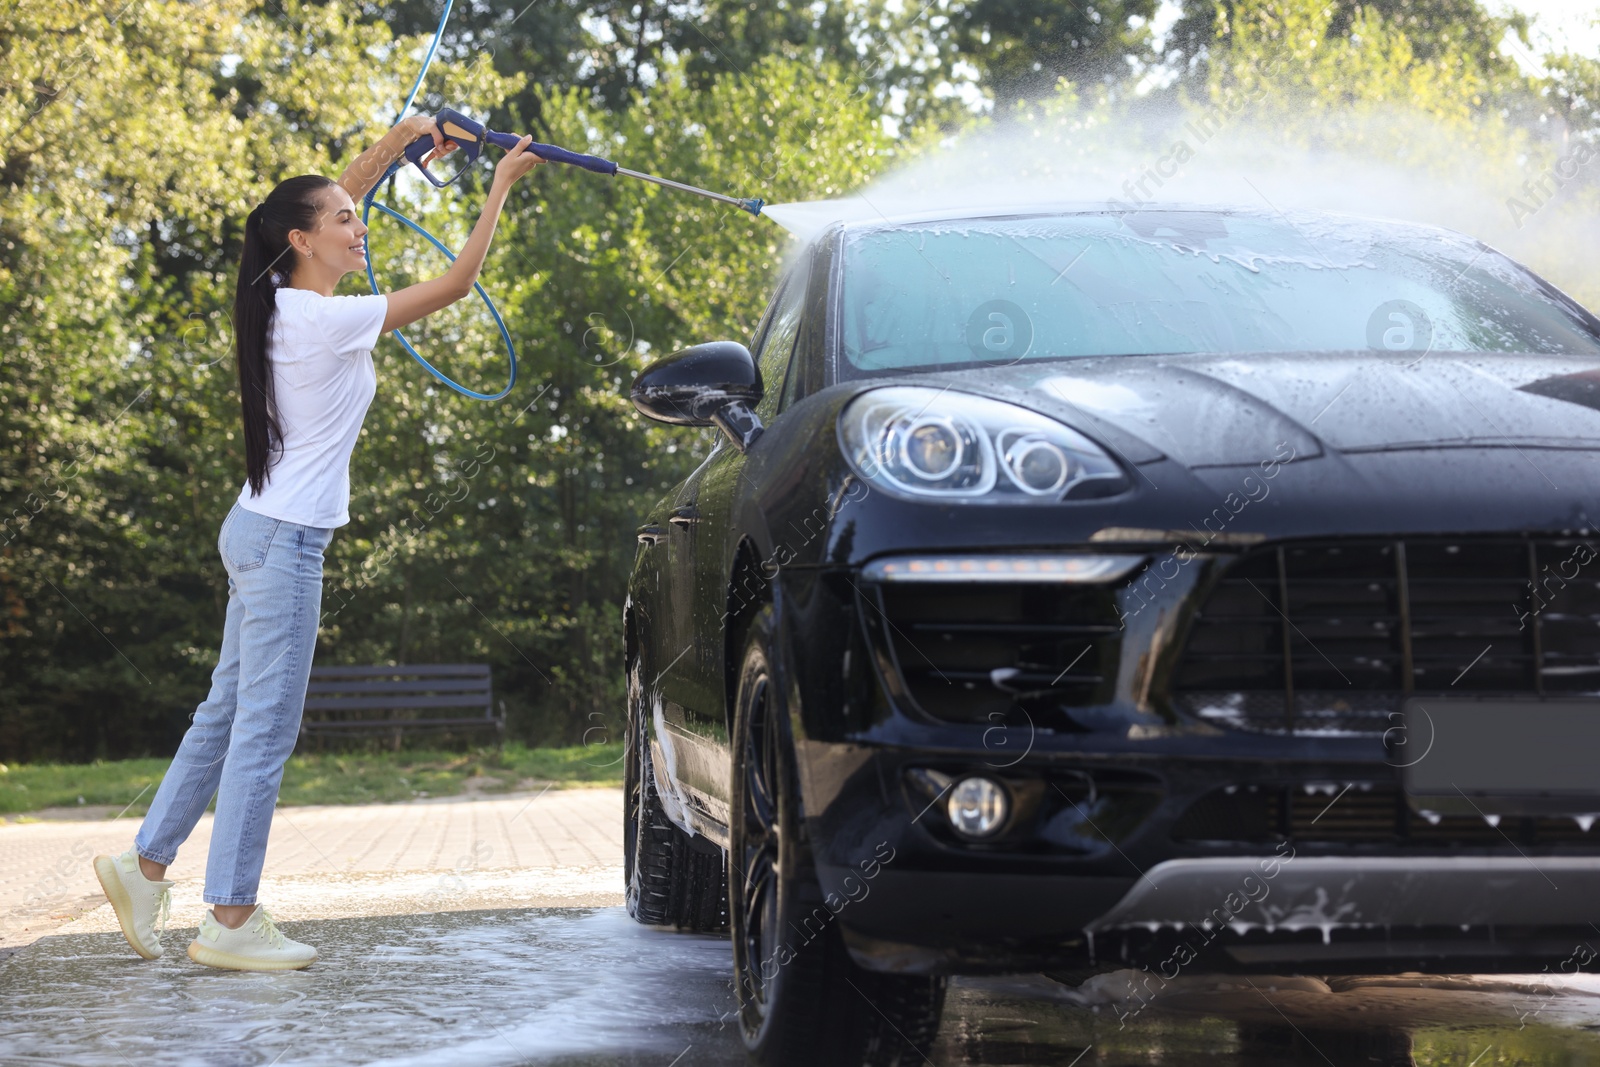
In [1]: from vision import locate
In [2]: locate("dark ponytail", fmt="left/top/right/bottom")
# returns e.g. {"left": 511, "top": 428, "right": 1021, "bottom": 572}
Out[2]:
{"left": 233, "top": 174, "right": 338, "bottom": 495}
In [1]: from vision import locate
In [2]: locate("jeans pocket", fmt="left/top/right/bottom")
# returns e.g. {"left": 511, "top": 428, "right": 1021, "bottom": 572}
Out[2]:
{"left": 224, "top": 508, "right": 282, "bottom": 572}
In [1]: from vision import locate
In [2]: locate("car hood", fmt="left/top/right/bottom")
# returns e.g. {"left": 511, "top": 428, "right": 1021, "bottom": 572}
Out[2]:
{"left": 927, "top": 352, "right": 1600, "bottom": 469}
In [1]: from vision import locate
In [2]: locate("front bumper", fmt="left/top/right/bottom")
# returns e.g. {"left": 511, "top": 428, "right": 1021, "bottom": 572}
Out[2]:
{"left": 800, "top": 738, "right": 1600, "bottom": 975}
{"left": 1089, "top": 855, "right": 1600, "bottom": 932}
{"left": 822, "top": 853, "right": 1600, "bottom": 975}
{"left": 779, "top": 534, "right": 1600, "bottom": 975}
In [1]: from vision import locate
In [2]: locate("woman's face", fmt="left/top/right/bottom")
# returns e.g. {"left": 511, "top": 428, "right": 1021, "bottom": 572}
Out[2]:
{"left": 291, "top": 186, "right": 370, "bottom": 275}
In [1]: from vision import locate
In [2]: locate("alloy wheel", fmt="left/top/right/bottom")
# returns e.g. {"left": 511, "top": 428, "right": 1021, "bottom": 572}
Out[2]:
{"left": 738, "top": 667, "right": 782, "bottom": 1024}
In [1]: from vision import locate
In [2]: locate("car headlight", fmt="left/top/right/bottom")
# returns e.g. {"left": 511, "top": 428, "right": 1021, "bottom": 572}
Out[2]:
{"left": 839, "top": 387, "right": 1126, "bottom": 502}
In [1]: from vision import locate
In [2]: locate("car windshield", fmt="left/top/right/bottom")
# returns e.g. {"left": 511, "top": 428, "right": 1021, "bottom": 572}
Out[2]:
{"left": 837, "top": 211, "right": 1600, "bottom": 374}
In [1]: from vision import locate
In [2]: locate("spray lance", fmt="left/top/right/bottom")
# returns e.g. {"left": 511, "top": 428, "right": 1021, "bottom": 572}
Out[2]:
{"left": 400, "top": 107, "right": 766, "bottom": 218}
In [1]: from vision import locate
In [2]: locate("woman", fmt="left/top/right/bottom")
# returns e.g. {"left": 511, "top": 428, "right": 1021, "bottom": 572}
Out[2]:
{"left": 91, "top": 116, "right": 542, "bottom": 971}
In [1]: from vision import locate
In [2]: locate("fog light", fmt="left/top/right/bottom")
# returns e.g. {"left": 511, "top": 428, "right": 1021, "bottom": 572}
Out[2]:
{"left": 947, "top": 776, "right": 1009, "bottom": 838}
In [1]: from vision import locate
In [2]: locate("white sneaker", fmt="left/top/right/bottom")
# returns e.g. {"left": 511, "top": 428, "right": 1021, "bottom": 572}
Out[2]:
{"left": 92, "top": 849, "right": 174, "bottom": 960}
{"left": 187, "top": 906, "right": 317, "bottom": 972}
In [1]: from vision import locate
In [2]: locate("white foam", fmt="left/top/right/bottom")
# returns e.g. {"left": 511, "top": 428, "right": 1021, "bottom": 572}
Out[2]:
{"left": 758, "top": 105, "right": 1600, "bottom": 307}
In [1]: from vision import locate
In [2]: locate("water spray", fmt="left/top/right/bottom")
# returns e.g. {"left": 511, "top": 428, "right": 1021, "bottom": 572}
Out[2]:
{"left": 401, "top": 107, "right": 765, "bottom": 217}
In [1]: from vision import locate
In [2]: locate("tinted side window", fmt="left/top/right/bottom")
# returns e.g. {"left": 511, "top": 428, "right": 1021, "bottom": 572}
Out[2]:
{"left": 793, "top": 231, "right": 837, "bottom": 403}
{"left": 778, "top": 339, "right": 803, "bottom": 412}
{"left": 753, "top": 265, "right": 808, "bottom": 421}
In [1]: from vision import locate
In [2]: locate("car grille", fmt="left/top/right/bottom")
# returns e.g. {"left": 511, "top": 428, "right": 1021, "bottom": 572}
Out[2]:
{"left": 1171, "top": 537, "right": 1600, "bottom": 736}
{"left": 864, "top": 581, "right": 1122, "bottom": 727}
{"left": 1172, "top": 783, "right": 1600, "bottom": 847}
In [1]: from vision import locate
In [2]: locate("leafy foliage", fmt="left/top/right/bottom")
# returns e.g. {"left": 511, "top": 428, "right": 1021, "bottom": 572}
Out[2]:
{"left": 2, "top": 0, "right": 1596, "bottom": 761}
{"left": 1165, "top": 0, "right": 1531, "bottom": 84}
{"left": 946, "top": 0, "right": 1161, "bottom": 100}
{"left": 0, "top": 1, "right": 892, "bottom": 760}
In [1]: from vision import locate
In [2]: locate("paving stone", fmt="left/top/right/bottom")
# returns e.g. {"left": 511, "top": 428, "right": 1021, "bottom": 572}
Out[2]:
{"left": 0, "top": 787, "right": 624, "bottom": 953}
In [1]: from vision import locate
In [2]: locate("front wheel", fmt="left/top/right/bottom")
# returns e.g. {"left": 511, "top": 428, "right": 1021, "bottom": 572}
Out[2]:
{"left": 728, "top": 605, "right": 945, "bottom": 1067}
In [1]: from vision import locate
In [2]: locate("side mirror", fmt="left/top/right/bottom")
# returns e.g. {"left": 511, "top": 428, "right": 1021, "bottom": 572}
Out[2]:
{"left": 631, "top": 341, "right": 765, "bottom": 452}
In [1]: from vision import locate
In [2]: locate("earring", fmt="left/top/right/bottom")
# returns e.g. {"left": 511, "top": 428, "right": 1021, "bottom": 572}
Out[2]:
{"left": 305, "top": 250, "right": 313, "bottom": 259}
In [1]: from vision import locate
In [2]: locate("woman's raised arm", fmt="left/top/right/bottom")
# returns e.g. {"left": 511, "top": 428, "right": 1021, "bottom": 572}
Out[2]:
{"left": 380, "top": 135, "right": 543, "bottom": 335}
{"left": 337, "top": 116, "right": 457, "bottom": 204}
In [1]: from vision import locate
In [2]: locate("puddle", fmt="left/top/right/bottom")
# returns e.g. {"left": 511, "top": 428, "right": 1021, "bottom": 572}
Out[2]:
{"left": 0, "top": 908, "right": 744, "bottom": 1067}
{"left": 948, "top": 972, "right": 1600, "bottom": 1066}
{"left": 6, "top": 907, "right": 1600, "bottom": 1066}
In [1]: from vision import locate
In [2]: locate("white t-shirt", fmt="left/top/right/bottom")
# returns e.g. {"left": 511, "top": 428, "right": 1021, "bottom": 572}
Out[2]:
{"left": 236, "top": 287, "right": 388, "bottom": 528}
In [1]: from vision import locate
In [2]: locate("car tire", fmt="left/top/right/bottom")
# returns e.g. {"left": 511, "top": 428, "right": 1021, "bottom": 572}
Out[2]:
{"left": 624, "top": 653, "right": 728, "bottom": 931}
{"left": 729, "top": 604, "right": 946, "bottom": 1067}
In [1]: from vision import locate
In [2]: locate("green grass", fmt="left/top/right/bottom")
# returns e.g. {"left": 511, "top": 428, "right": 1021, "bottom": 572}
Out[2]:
{"left": 0, "top": 742, "right": 623, "bottom": 818}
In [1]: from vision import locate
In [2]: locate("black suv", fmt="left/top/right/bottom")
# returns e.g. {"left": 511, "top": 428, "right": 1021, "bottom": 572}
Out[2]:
{"left": 622, "top": 206, "right": 1600, "bottom": 1066}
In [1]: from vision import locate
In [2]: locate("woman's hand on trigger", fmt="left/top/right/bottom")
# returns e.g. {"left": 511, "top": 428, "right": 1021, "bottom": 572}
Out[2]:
{"left": 400, "top": 115, "right": 458, "bottom": 168}
{"left": 492, "top": 135, "right": 544, "bottom": 189}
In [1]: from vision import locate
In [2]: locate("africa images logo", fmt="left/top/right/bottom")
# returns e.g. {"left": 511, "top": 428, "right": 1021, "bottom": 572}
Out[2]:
{"left": 966, "top": 300, "right": 1033, "bottom": 364}
{"left": 1366, "top": 299, "right": 1434, "bottom": 365}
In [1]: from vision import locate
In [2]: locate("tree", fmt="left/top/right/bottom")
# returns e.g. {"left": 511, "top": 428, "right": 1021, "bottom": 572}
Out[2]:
{"left": 946, "top": 0, "right": 1160, "bottom": 101}
{"left": 364, "top": 0, "right": 961, "bottom": 139}
{"left": 1190, "top": 0, "right": 1599, "bottom": 305}
{"left": 0, "top": 0, "right": 897, "bottom": 759}
{"left": 0, "top": 0, "right": 514, "bottom": 758}
{"left": 1166, "top": 0, "right": 1530, "bottom": 82}
{"left": 1545, "top": 49, "right": 1600, "bottom": 138}
{"left": 5, "top": 0, "right": 1598, "bottom": 762}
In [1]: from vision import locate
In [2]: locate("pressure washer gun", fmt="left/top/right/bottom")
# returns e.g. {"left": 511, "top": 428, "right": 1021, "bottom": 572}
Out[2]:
{"left": 402, "top": 107, "right": 765, "bottom": 217}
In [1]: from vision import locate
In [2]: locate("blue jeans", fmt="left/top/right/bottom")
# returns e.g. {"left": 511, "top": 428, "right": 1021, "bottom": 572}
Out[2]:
{"left": 135, "top": 503, "right": 333, "bottom": 905}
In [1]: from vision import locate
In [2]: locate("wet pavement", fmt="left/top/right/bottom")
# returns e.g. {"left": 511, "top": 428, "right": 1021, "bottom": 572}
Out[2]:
{"left": 2, "top": 909, "right": 739, "bottom": 1067}
{"left": 6, "top": 906, "right": 1600, "bottom": 1066}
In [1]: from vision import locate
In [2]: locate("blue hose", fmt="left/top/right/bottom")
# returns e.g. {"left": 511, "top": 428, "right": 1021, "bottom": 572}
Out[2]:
{"left": 360, "top": 0, "right": 516, "bottom": 401}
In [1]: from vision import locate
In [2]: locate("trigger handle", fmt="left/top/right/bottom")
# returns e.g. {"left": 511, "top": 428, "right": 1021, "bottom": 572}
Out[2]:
{"left": 402, "top": 135, "right": 450, "bottom": 188}
{"left": 402, "top": 107, "right": 486, "bottom": 188}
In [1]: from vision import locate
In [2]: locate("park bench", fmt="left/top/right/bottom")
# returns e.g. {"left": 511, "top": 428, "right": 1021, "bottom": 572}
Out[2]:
{"left": 298, "top": 664, "right": 504, "bottom": 750}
